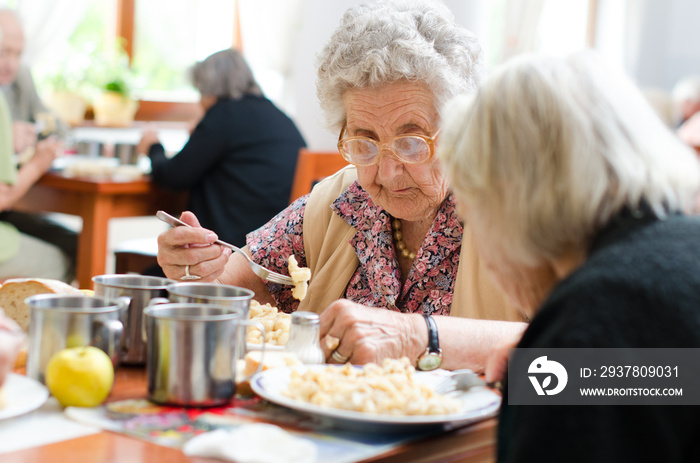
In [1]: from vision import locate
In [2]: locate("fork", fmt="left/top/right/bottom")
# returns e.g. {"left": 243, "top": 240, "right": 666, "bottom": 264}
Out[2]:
{"left": 433, "top": 369, "right": 501, "bottom": 395}
{"left": 156, "top": 210, "right": 295, "bottom": 286}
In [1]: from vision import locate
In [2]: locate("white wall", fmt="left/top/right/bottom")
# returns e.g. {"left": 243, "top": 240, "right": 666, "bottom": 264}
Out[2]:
{"left": 628, "top": 0, "right": 700, "bottom": 90}
{"left": 290, "top": 1, "right": 356, "bottom": 151}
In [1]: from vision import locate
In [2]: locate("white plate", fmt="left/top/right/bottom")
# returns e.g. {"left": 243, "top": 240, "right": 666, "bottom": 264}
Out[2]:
{"left": 0, "top": 373, "right": 49, "bottom": 420}
{"left": 246, "top": 342, "right": 285, "bottom": 352}
{"left": 251, "top": 365, "right": 500, "bottom": 432}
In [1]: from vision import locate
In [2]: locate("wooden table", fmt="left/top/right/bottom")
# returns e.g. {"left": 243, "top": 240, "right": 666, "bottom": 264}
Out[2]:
{"left": 14, "top": 172, "right": 187, "bottom": 288}
{"left": 3, "top": 366, "right": 498, "bottom": 463}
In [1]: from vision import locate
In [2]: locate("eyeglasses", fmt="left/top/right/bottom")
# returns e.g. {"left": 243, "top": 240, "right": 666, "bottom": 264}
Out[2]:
{"left": 337, "top": 125, "right": 439, "bottom": 167}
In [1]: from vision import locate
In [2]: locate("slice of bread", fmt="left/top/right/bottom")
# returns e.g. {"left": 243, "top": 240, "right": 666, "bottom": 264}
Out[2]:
{"left": 236, "top": 351, "right": 303, "bottom": 396}
{"left": 0, "top": 278, "right": 82, "bottom": 332}
{"left": 243, "top": 350, "right": 302, "bottom": 377}
{"left": 0, "top": 278, "right": 83, "bottom": 369}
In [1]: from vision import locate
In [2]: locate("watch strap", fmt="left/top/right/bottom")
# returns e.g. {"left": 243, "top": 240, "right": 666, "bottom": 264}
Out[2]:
{"left": 422, "top": 314, "right": 440, "bottom": 354}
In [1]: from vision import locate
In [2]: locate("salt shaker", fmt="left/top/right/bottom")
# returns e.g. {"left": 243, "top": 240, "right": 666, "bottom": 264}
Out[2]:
{"left": 285, "top": 311, "right": 325, "bottom": 364}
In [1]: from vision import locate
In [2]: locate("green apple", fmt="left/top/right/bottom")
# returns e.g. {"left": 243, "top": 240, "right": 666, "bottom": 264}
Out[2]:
{"left": 45, "top": 346, "right": 114, "bottom": 407}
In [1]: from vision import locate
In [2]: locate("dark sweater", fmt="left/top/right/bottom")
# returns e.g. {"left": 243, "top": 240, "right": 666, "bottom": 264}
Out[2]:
{"left": 498, "top": 209, "right": 700, "bottom": 462}
{"left": 149, "top": 95, "right": 306, "bottom": 246}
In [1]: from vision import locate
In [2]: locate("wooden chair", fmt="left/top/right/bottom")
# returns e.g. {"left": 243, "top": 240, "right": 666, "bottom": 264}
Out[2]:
{"left": 289, "top": 148, "right": 349, "bottom": 204}
{"left": 114, "top": 237, "right": 159, "bottom": 275}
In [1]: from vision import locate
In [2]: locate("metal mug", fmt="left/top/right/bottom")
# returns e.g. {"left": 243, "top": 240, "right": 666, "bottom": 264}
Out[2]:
{"left": 162, "top": 283, "right": 255, "bottom": 318}
{"left": 26, "top": 294, "right": 127, "bottom": 384}
{"left": 142, "top": 302, "right": 266, "bottom": 407}
{"left": 115, "top": 143, "right": 138, "bottom": 165}
{"left": 93, "top": 274, "right": 176, "bottom": 365}
{"left": 155, "top": 282, "right": 255, "bottom": 357}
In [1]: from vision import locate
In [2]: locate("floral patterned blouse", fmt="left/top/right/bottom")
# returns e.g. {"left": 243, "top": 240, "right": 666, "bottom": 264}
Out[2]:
{"left": 247, "top": 181, "right": 463, "bottom": 314}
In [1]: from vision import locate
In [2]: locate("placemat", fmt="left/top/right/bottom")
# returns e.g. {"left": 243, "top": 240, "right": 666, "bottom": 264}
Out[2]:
{"left": 65, "top": 397, "right": 439, "bottom": 463}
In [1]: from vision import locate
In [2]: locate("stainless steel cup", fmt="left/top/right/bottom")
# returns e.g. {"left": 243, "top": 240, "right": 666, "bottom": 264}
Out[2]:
{"left": 163, "top": 283, "right": 255, "bottom": 318}
{"left": 115, "top": 143, "right": 138, "bottom": 164}
{"left": 93, "top": 274, "right": 176, "bottom": 365}
{"left": 142, "top": 302, "right": 265, "bottom": 407}
{"left": 26, "top": 294, "right": 127, "bottom": 384}
{"left": 159, "top": 283, "right": 255, "bottom": 357}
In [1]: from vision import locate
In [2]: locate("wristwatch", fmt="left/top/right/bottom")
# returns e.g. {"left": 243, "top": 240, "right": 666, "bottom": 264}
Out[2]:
{"left": 417, "top": 314, "right": 442, "bottom": 371}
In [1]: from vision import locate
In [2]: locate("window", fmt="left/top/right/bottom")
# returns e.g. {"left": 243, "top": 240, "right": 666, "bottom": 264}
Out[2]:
{"left": 32, "top": 0, "right": 240, "bottom": 121}
{"left": 536, "top": 0, "right": 591, "bottom": 55}
{"left": 483, "top": 0, "right": 597, "bottom": 69}
{"left": 33, "top": 0, "right": 116, "bottom": 100}
{"left": 131, "top": 0, "right": 237, "bottom": 103}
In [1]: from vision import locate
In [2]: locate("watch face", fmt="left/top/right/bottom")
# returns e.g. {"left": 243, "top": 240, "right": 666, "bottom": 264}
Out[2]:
{"left": 418, "top": 353, "right": 442, "bottom": 371}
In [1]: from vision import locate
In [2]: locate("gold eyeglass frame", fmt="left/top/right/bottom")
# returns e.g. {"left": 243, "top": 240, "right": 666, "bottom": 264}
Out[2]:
{"left": 337, "top": 125, "right": 439, "bottom": 166}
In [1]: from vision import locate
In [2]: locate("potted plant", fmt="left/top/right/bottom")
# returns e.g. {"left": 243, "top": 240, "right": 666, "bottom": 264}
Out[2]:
{"left": 43, "top": 60, "right": 89, "bottom": 126}
{"left": 92, "top": 76, "right": 139, "bottom": 127}
{"left": 90, "top": 41, "right": 140, "bottom": 127}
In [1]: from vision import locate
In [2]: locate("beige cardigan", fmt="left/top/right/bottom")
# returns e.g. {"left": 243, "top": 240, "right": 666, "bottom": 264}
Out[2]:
{"left": 297, "top": 166, "right": 524, "bottom": 322}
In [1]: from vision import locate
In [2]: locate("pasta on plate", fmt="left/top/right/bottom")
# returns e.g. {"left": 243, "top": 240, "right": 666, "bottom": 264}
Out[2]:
{"left": 283, "top": 358, "right": 461, "bottom": 416}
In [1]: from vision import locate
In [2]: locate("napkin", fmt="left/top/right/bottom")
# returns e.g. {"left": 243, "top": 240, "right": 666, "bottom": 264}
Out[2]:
{"left": 182, "top": 423, "right": 317, "bottom": 463}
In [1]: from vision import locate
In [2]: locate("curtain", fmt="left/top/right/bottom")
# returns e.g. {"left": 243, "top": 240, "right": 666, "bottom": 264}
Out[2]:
{"left": 13, "top": 0, "right": 92, "bottom": 66}
{"left": 499, "top": 0, "right": 546, "bottom": 61}
{"left": 593, "top": 0, "right": 627, "bottom": 66}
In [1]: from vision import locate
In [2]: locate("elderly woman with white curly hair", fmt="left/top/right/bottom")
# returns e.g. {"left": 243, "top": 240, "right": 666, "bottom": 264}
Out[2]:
{"left": 157, "top": 0, "right": 526, "bottom": 372}
{"left": 439, "top": 51, "right": 700, "bottom": 462}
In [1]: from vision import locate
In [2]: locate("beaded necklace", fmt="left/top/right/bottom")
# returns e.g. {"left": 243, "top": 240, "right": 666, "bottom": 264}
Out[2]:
{"left": 391, "top": 218, "right": 417, "bottom": 260}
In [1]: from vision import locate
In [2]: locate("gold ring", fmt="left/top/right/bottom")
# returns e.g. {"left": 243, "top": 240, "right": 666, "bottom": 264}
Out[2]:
{"left": 330, "top": 350, "right": 350, "bottom": 364}
{"left": 181, "top": 264, "right": 201, "bottom": 281}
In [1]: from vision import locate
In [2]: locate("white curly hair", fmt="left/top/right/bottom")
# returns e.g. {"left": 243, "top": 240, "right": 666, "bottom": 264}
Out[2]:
{"left": 316, "top": 0, "right": 484, "bottom": 131}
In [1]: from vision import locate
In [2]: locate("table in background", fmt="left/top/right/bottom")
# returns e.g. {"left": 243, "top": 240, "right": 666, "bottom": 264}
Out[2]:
{"left": 14, "top": 172, "right": 187, "bottom": 288}
{"left": 3, "top": 366, "right": 498, "bottom": 463}
{"left": 71, "top": 122, "right": 190, "bottom": 156}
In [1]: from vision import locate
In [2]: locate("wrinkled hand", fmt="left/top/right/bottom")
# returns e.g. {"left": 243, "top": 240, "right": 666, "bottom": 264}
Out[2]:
{"left": 484, "top": 333, "right": 523, "bottom": 384}
{"left": 157, "top": 211, "right": 231, "bottom": 281}
{"left": 0, "top": 313, "right": 25, "bottom": 388}
{"left": 12, "top": 121, "right": 37, "bottom": 153}
{"left": 319, "top": 299, "right": 423, "bottom": 365}
{"left": 136, "top": 128, "right": 160, "bottom": 155}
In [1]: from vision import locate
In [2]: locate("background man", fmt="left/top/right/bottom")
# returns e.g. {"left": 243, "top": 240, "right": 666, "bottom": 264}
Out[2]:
{"left": 0, "top": 8, "right": 76, "bottom": 283}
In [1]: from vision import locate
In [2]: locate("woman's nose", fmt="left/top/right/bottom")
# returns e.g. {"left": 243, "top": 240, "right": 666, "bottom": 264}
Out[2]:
{"left": 376, "top": 146, "right": 404, "bottom": 178}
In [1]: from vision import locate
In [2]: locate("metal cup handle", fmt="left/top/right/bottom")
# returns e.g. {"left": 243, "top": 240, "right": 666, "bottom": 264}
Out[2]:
{"left": 236, "top": 319, "right": 266, "bottom": 383}
{"left": 112, "top": 296, "right": 131, "bottom": 352}
{"left": 143, "top": 297, "right": 171, "bottom": 342}
{"left": 91, "top": 318, "right": 124, "bottom": 367}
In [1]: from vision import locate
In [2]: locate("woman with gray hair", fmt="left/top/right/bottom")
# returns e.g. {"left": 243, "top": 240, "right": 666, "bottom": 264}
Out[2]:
{"left": 138, "top": 48, "right": 306, "bottom": 249}
{"left": 157, "top": 0, "right": 526, "bottom": 372}
{"left": 439, "top": 51, "right": 700, "bottom": 462}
